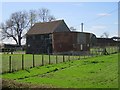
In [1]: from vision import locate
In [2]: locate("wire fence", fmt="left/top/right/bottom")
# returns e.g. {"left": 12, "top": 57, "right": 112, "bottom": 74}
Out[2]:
{"left": 1, "top": 46, "right": 119, "bottom": 74}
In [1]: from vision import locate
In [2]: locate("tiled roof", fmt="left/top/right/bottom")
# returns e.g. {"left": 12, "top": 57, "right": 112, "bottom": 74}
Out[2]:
{"left": 27, "top": 20, "right": 70, "bottom": 35}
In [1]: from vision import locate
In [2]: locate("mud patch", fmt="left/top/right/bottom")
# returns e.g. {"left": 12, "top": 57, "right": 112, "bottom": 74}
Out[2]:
{"left": 2, "top": 79, "right": 53, "bottom": 89}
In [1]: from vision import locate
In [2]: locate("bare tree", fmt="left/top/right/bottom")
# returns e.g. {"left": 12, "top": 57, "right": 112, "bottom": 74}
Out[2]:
{"left": 100, "top": 32, "right": 109, "bottom": 38}
{"left": 103, "top": 32, "right": 109, "bottom": 38}
{"left": 29, "top": 10, "right": 37, "bottom": 28}
{"left": 0, "top": 11, "right": 29, "bottom": 46}
{"left": 0, "top": 8, "right": 56, "bottom": 46}
{"left": 38, "top": 8, "right": 56, "bottom": 22}
{"left": 48, "top": 15, "right": 56, "bottom": 21}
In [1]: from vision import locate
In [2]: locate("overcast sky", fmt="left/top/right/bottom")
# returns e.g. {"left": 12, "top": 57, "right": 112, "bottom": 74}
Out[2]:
{"left": 0, "top": 1, "right": 119, "bottom": 44}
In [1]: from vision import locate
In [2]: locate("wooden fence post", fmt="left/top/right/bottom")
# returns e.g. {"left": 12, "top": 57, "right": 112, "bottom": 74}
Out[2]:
{"left": 111, "top": 46, "right": 113, "bottom": 53}
{"left": 92, "top": 50, "right": 93, "bottom": 57}
{"left": 9, "top": 56, "right": 12, "bottom": 72}
{"left": 72, "top": 54, "right": 73, "bottom": 60}
{"left": 111, "top": 47, "right": 112, "bottom": 54}
{"left": 79, "top": 55, "right": 80, "bottom": 60}
{"left": 22, "top": 54, "right": 24, "bottom": 70}
{"left": 68, "top": 55, "right": 70, "bottom": 61}
{"left": 84, "top": 55, "right": 85, "bottom": 59}
{"left": 67, "top": 55, "right": 69, "bottom": 61}
{"left": 49, "top": 54, "right": 50, "bottom": 64}
{"left": 109, "top": 47, "right": 111, "bottom": 54}
{"left": 56, "top": 55, "right": 58, "bottom": 64}
{"left": 87, "top": 54, "right": 88, "bottom": 58}
{"left": 33, "top": 54, "right": 35, "bottom": 67}
{"left": 95, "top": 48, "right": 97, "bottom": 56}
{"left": 73, "top": 55, "right": 74, "bottom": 60}
{"left": 63, "top": 55, "right": 65, "bottom": 62}
{"left": 42, "top": 54, "right": 44, "bottom": 66}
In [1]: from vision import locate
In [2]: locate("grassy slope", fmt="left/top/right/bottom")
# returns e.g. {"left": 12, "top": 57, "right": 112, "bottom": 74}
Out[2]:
{"left": 2, "top": 54, "right": 118, "bottom": 88}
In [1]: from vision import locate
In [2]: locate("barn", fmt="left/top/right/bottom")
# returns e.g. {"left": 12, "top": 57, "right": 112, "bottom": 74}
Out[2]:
{"left": 26, "top": 20, "right": 96, "bottom": 55}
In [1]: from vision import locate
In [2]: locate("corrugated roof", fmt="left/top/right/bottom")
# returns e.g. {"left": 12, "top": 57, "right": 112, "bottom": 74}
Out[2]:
{"left": 27, "top": 20, "right": 69, "bottom": 35}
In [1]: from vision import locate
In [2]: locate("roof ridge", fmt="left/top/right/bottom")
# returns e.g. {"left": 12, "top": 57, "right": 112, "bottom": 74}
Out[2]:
{"left": 35, "top": 19, "right": 64, "bottom": 24}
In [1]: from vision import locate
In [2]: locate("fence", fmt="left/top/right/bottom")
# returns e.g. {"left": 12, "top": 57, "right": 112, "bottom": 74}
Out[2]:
{"left": 1, "top": 46, "right": 119, "bottom": 74}
{"left": 2, "top": 54, "right": 94, "bottom": 73}
{"left": 90, "top": 46, "right": 119, "bottom": 55}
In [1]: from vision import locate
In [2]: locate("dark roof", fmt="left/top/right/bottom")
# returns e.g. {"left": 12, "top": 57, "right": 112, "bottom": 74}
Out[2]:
{"left": 27, "top": 20, "right": 70, "bottom": 35}
{"left": 96, "top": 38, "right": 115, "bottom": 43}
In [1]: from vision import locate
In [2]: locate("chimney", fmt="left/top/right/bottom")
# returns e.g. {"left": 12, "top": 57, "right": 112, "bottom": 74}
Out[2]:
{"left": 81, "top": 23, "right": 83, "bottom": 32}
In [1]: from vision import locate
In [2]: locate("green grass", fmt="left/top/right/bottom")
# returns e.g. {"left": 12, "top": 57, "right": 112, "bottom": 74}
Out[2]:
{"left": 2, "top": 53, "right": 118, "bottom": 88}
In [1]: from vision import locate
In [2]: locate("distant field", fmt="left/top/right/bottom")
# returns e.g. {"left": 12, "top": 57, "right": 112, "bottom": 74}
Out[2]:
{"left": 2, "top": 53, "right": 118, "bottom": 88}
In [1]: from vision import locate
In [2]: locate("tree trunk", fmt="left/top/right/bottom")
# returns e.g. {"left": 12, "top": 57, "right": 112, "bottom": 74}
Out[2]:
{"left": 12, "top": 37, "right": 18, "bottom": 45}
{"left": 18, "top": 36, "right": 22, "bottom": 46}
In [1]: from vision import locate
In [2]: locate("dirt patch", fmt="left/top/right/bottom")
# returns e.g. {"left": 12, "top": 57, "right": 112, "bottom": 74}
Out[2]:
{"left": 2, "top": 79, "right": 53, "bottom": 89}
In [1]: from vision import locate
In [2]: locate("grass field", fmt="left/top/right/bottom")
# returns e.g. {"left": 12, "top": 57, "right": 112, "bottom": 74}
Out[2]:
{"left": 1, "top": 53, "right": 118, "bottom": 88}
